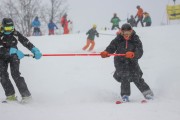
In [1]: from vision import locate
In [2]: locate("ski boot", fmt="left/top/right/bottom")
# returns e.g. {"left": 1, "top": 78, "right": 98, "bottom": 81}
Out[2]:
{"left": 20, "top": 96, "right": 32, "bottom": 104}
{"left": 122, "top": 95, "right": 129, "bottom": 102}
{"left": 2, "top": 94, "right": 18, "bottom": 103}
{"left": 143, "top": 90, "right": 154, "bottom": 100}
{"left": 145, "top": 94, "right": 154, "bottom": 100}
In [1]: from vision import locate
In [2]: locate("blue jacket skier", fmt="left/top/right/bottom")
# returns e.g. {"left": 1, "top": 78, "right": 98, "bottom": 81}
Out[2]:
{"left": 48, "top": 19, "right": 58, "bottom": 35}
{"left": 32, "top": 16, "right": 41, "bottom": 36}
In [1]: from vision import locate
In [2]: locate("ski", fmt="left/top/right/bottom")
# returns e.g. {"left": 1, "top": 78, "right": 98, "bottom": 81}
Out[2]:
{"left": 141, "top": 99, "right": 148, "bottom": 103}
{"left": 2, "top": 100, "right": 8, "bottom": 103}
{"left": 115, "top": 99, "right": 149, "bottom": 104}
{"left": 115, "top": 100, "right": 122, "bottom": 104}
{"left": 1, "top": 100, "right": 20, "bottom": 104}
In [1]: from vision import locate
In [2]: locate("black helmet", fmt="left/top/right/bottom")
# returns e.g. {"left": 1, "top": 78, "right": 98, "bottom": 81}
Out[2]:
{"left": 2, "top": 18, "right": 14, "bottom": 34}
{"left": 136, "top": 5, "right": 140, "bottom": 9}
{"left": 2, "top": 18, "right": 14, "bottom": 27}
{"left": 121, "top": 23, "right": 132, "bottom": 31}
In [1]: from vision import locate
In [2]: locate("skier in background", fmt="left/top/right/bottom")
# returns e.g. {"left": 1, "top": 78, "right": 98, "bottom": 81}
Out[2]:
{"left": 110, "top": 13, "right": 121, "bottom": 30}
{"left": 48, "top": 19, "right": 58, "bottom": 35}
{"left": 127, "top": 15, "right": 137, "bottom": 27}
{"left": 60, "top": 13, "right": 69, "bottom": 34}
{"left": 0, "top": 18, "right": 42, "bottom": 103}
{"left": 32, "top": 16, "right": 41, "bottom": 36}
{"left": 135, "top": 5, "right": 144, "bottom": 27}
{"left": 68, "top": 21, "right": 73, "bottom": 34}
{"left": 100, "top": 23, "right": 154, "bottom": 102}
{"left": 82, "top": 24, "right": 99, "bottom": 52}
{"left": 143, "top": 12, "right": 152, "bottom": 27}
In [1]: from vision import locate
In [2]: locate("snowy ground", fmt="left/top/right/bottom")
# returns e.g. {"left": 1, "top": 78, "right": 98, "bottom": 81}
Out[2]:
{"left": 0, "top": 25, "right": 180, "bottom": 120}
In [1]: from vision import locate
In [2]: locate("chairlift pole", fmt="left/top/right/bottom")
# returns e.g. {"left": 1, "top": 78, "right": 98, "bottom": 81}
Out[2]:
{"left": 173, "top": 0, "right": 176, "bottom": 5}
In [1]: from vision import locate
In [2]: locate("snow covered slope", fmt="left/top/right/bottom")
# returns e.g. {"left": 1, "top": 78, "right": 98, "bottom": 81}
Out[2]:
{"left": 0, "top": 25, "right": 180, "bottom": 120}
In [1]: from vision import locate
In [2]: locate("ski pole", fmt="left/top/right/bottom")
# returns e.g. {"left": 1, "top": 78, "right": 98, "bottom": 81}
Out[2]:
{"left": 24, "top": 53, "right": 126, "bottom": 57}
{"left": 99, "top": 33, "right": 116, "bottom": 36}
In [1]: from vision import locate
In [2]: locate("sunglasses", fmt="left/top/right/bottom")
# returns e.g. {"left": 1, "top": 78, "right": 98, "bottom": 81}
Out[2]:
{"left": 4, "top": 26, "right": 14, "bottom": 31}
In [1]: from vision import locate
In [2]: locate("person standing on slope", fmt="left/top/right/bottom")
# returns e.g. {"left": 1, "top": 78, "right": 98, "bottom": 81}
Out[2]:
{"left": 0, "top": 18, "right": 42, "bottom": 103}
{"left": 32, "top": 16, "right": 41, "bottom": 36}
{"left": 127, "top": 15, "right": 137, "bottom": 27}
{"left": 135, "top": 5, "right": 144, "bottom": 27}
{"left": 100, "top": 23, "right": 153, "bottom": 102}
{"left": 48, "top": 19, "right": 58, "bottom": 35}
{"left": 60, "top": 13, "right": 70, "bottom": 34}
{"left": 110, "top": 13, "right": 121, "bottom": 30}
{"left": 143, "top": 12, "right": 152, "bottom": 27}
{"left": 82, "top": 24, "right": 99, "bottom": 52}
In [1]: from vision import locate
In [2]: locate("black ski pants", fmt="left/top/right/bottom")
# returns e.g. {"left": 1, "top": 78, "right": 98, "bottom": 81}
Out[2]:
{"left": 111, "top": 25, "right": 120, "bottom": 30}
{"left": 136, "top": 17, "right": 144, "bottom": 27}
{"left": 0, "top": 55, "right": 31, "bottom": 97}
{"left": 120, "top": 78, "right": 151, "bottom": 97}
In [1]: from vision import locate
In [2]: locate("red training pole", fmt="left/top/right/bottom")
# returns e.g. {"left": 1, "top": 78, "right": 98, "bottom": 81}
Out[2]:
{"left": 42, "top": 53, "right": 125, "bottom": 57}
{"left": 24, "top": 53, "right": 126, "bottom": 57}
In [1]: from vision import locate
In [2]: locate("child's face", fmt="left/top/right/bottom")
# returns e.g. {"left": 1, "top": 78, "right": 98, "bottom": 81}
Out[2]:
{"left": 122, "top": 30, "right": 133, "bottom": 40}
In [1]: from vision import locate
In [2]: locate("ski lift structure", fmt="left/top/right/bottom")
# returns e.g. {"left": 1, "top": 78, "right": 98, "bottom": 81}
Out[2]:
{"left": 166, "top": 0, "right": 180, "bottom": 24}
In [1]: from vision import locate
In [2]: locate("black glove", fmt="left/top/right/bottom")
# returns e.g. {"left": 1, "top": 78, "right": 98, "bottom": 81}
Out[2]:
{"left": 62, "top": 24, "right": 64, "bottom": 27}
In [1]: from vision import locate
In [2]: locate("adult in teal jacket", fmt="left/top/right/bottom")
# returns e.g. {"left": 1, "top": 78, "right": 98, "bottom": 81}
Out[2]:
{"left": 143, "top": 12, "right": 152, "bottom": 27}
{"left": 110, "top": 13, "right": 121, "bottom": 30}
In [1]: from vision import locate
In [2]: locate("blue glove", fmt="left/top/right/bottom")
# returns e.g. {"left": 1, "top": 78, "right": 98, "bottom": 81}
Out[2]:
{"left": 10, "top": 48, "right": 24, "bottom": 59}
{"left": 31, "top": 47, "right": 42, "bottom": 60}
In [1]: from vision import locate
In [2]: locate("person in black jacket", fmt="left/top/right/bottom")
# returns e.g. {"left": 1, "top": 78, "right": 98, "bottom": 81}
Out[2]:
{"left": 127, "top": 15, "right": 137, "bottom": 27}
{"left": 0, "top": 18, "right": 42, "bottom": 103}
{"left": 100, "top": 23, "right": 153, "bottom": 102}
{"left": 82, "top": 24, "right": 99, "bottom": 52}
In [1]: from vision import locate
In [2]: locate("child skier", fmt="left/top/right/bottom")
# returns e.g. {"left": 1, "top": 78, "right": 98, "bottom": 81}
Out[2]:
{"left": 100, "top": 23, "right": 154, "bottom": 102}
{"left": 82, "top": 24, "right": 99, "bottom": 52}
{"left": 0, "top": 18, "right": 42, "bottom": 103}
{"left": 48, "top": 19, "right": 58, "bottom": 35}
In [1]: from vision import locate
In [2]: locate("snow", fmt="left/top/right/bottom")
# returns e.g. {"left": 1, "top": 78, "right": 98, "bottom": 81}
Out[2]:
{"left": 0, "top": 25, "right": 180, "bottom": 120}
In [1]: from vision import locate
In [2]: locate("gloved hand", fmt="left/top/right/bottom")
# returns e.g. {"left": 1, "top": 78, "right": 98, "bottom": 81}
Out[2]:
{"left": 100, "top": 51, "right": 110, "bottom": 58}
{"left": 61, "top": 24, "right": 64, "bottom": 27}
{"left": 125, "top": 51, "right": 135, "bottom": 58}
{"left": 31, "top": 47, "right": 42, "bottom": 60}
{"left": 9, "top": 48, "right": 24, "bottom": 59}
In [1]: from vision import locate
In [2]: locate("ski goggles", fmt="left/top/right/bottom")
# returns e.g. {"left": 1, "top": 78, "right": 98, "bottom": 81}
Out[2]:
{"left": 122, "top": 30, "right": 132, "bottom": 36}
{"left": 4, "top": 26, "right": 14, "bottom": 31}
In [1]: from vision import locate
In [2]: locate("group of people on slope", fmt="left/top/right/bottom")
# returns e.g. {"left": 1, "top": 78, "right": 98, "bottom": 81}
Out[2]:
{"left": 31, "top": 14, "right": 72, "bottom": 36}
{"left": 0, "top": 4, "right": 154, "bottom": 104}
{"left": 83, "top": 5, "right": 152, "bottom": 53}
{"left": 133, "top": 5, "right": 152, "bottom": 27}
{"left": 110, "top": 5, "right": 152, "bottom": 29}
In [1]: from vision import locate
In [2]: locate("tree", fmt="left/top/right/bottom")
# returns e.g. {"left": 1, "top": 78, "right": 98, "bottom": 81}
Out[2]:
{"left": 45, "top": 0, "right": 68, "bottom": 25}
{"left": 0, "top": 0, "right": 68, "bottom": 35}
{"left": 1, "top": 0, "right": 41, "bottom": 36}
